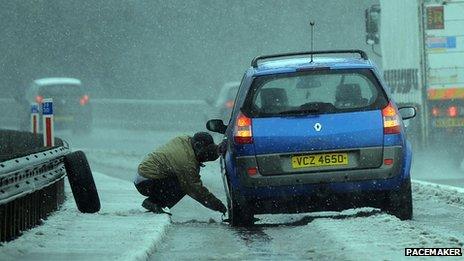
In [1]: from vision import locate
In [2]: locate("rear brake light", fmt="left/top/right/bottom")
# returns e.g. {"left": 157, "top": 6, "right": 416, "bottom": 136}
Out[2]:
{"left": 80, "top": 95, "right": 89, "bottom": 106}
{"left": 225, "top": 100, "right": 234, "bottom": 109}
{"left": 382, "top": 102, "right": 401, "bottom": 134}
{"left": 384, "top": 159, "right": 394, "bottom": 165}
{"left": 448, "top": 106, "right": 458, "bottom": 117}
{"left": 35, "top": 95, "right": 44, "bottom": 104}
{"left": 234, "top": 112, "right": 253, "bottom": 144}
{"left": 247, "top": 167, "right": 258, "bottom": 176}
{"left": 431, "top": 107, "right": 440, "bottom": 117}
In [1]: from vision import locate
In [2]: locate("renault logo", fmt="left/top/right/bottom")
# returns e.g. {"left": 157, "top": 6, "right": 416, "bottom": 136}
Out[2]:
{"left": 314, "top": 123, "right": 322, "bottom": 132}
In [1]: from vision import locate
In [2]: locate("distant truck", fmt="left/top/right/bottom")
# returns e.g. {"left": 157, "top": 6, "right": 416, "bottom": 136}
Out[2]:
{"left": 366, "top": 0, "right": 464, "bottom": 151}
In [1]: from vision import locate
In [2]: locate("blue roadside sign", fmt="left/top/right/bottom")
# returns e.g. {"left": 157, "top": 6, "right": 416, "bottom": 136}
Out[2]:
{"left": 426, "top": 36, "right": 457, "bottom": 49}
{"left": 42, "top": 99, "right": 53, "bottom": 115}
{"left": 31, "top": 104, "right": 39, "bottom": 114}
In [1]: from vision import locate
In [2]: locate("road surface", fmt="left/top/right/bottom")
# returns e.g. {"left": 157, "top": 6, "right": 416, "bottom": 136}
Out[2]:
{"left": 56, "top": 128, "right": 464, "bottom": 260}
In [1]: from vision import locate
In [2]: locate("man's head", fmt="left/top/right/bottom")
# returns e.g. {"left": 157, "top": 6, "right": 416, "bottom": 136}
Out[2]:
{"left": 191, "top": 132, "right": 219, "bottom": 163}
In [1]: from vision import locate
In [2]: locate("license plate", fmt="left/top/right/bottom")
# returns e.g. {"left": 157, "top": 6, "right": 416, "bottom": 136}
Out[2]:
{"left": 291, "top": 153, "right": 348, "bottom": 169}
{"left": 434, "top": 118, "right": 464, "bottom": 127}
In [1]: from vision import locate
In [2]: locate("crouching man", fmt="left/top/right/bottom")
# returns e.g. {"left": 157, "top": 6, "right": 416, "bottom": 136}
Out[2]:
{"left": 134, "top": 132, "right": 227, "bottom": 215}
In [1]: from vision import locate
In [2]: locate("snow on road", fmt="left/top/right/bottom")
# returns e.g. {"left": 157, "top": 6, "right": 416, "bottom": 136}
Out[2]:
{"left": 57, "top": 129, "right": 464, "bottom": 260}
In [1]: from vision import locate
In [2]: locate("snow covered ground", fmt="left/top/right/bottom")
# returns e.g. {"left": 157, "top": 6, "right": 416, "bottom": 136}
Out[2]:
{"left": 153, "top": 166, "right": 464, "bottom": 260}
{"left": 0, "top": 172, "right": 171, "bottom": 261}
{"left": 236, "top": 181, "right": 464, "bottom": 260}
{"left": 1, "top": 128, "right": 463, "bottom": 260}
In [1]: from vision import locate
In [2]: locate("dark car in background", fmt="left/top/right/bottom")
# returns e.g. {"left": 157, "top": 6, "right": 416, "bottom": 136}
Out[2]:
{"left": 207, "top": 50, "right": 417, "bottom": 226}
{"left": 25, "top": 78, "right": 92, "bottom": 133}
{"left": 212, "top": 81, "right": 240, "bottom": 123}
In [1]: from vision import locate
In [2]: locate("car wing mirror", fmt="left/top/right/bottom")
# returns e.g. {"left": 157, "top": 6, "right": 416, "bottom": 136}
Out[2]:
{"left": 206, "top": 119, "right": 227, "bottom": 134}
{"left": 398, "top": 106, "right": 417, "bottom": 120}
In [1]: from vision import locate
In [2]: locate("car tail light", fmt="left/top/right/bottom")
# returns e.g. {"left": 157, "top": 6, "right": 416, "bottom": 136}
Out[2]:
{"left": 431, "top": 107, "right": 440, "bottom": 117}
{"left": 382, "top": 102, "right": 401, "bottom": 134}
{"left": 35, "top": 95, "right": 44, "bottom": 104}
{"left": 79, "top": 95, "right": 89, "bottom": 106}
{"left": 448, "top": 106, "right": 458, "bottom": 117}
{"left": 384, "top": 159, "right": 394, "bottom": 165}
{"left": 234, "top": 112, "right": 253, "bottom": 144}
{"left": 225, "top": 100, "right": 234, "bottom": 109}
{"left": 247, "top": 167, "right": 258, "bottom": 176}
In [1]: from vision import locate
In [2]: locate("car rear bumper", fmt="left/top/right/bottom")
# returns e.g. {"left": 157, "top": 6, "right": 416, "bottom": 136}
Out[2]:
{"left": 226, "top": 145, "right": 409, "bottom": 214}
{"left": 236, "top": 146, "right": 403, "bottom": 188}
{"left": 246, "top": 185, "right": 394, "bottom": 215}
{"left": 231, "top": 175, "right": 408, "bottom": 215}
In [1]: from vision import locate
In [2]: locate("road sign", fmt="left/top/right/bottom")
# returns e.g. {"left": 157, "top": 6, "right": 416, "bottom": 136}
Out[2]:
{"left": 42, "top": 99, "right": 54, "bottom": 147}
{"left": 30, "top": 103, "right": 39, "bottom": 135}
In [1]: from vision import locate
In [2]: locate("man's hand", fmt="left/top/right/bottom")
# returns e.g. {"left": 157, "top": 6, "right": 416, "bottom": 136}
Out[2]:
{"left": 217, "top": 140, "right": 227, "bottom": 155}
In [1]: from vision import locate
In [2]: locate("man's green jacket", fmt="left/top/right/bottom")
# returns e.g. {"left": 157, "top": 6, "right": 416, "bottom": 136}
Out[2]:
{"left": 138, "top": 136, "right": 225, "bottom": 212}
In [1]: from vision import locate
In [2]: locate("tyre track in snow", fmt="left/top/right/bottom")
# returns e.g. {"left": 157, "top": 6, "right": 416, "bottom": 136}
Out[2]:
{"left": 88, "top": 148, "right": 464, "bottom": 260}
{"left": 150, "top": 189, "right": 463, "bottom": 260}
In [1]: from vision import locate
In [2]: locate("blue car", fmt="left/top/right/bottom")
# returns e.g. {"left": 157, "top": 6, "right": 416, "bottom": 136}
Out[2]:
{"left": 207, "top": 50, "right": 416, "bottom": 226}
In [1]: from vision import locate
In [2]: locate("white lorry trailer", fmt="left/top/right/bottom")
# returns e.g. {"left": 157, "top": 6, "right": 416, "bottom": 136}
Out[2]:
{"left": 366, "top": 0, "right": 464, "bottom": 152}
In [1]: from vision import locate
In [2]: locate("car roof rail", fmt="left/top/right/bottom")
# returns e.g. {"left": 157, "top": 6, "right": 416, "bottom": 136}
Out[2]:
{"left": 251, "top": 49, "right": 368, "bottom": 68}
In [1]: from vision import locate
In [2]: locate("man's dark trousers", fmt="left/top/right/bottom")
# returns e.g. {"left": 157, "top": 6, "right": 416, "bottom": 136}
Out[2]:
{"left": 135, "top": 176, "right": 185, "bottom": 208}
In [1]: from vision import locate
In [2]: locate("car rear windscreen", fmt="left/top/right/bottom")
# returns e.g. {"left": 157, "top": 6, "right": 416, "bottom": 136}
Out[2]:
{"left": 39, "top": 84, "right": 83, "bottom": 97}
{"left": 243, "top": 69, "right": 388, "bottom": 117}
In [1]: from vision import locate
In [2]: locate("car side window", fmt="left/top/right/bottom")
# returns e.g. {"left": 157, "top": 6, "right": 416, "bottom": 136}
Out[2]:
{"left": 341, "top": 74, "right": 377, "bottom": 105}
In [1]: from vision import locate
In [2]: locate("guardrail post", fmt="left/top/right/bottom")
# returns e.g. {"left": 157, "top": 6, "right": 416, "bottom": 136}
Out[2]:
{"left": 13, "top": 200, "right": 19, "bottom": 238}
{"left": 0, "top": 203, "right": 5, "bottom": 241}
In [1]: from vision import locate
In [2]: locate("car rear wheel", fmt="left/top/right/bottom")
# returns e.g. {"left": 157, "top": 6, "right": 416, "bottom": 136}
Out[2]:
{"left": 226, "top": 179, "right": 254, "bottom": 227}
{"left": 383, "top": 179, "right": 413, "bottom": 220}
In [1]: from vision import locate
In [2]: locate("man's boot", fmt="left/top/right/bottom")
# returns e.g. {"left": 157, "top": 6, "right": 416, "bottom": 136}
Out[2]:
{"left": 142, "top": 198, "right": 172, "bottom": 215}
{"left": 142, "top": 198, "right": 164, "bottom": 213}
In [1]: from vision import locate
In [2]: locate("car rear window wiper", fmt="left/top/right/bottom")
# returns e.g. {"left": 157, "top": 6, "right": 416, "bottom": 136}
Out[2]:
{"left": 279, "top": 108, "right": 320, "bottom": 115}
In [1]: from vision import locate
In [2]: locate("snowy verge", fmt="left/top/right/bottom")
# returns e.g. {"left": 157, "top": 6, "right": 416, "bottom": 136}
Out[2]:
{"left": 413, "top": 179, "right": 464, "bottom": 207}
{"left": 0, "top": 172, "right": 171, "bottom": 261}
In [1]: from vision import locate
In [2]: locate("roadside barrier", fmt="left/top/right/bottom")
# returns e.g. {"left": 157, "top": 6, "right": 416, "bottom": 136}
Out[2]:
{"left": 0, "top": 130, "right": 69, "bottom": 242}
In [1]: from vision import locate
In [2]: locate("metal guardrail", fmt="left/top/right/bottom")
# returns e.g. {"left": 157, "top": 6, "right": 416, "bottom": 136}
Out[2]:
{"left": 0, "top": 146, "right": 69, "bottom": 204}
{"left": 0, "top": 145, "right": 69, "bottom": 242}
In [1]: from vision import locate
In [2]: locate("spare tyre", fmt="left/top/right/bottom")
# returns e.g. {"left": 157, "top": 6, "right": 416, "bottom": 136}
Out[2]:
{"left": 64, "top": 150, "right": 100, "bottom": 213}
